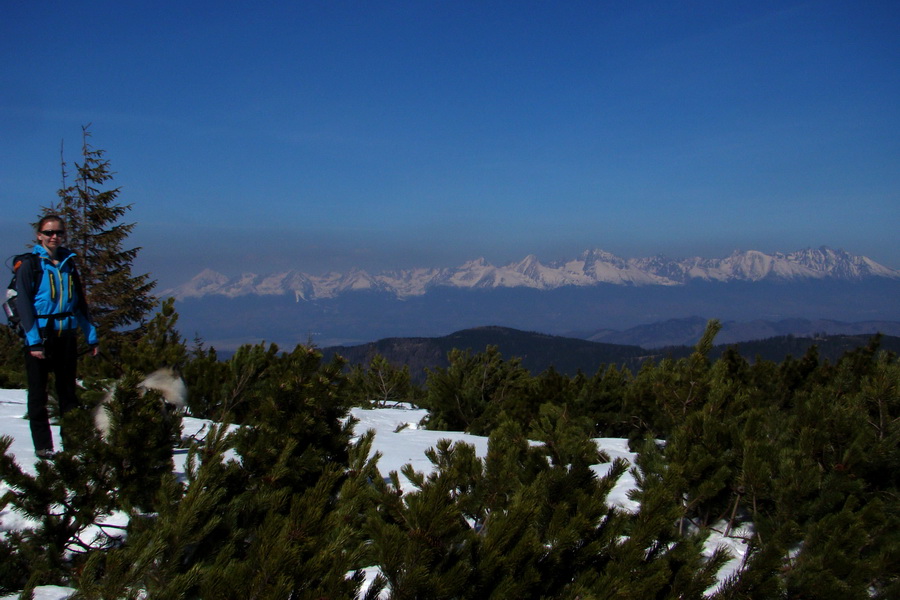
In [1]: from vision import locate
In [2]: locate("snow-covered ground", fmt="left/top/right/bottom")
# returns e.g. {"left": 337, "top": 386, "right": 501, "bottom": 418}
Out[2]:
{"left": 0, "top": 389, "right": 746, "bottom": 599}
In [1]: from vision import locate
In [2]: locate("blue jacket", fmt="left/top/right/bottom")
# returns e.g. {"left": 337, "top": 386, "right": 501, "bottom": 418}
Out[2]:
{"left": 15, "top": 245, "right": 99, "bottom": 349}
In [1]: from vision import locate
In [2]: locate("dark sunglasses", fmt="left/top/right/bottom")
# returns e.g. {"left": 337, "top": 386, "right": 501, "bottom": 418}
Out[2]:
{"left": 39, "top": 229, "right": 66, "bottom": 237}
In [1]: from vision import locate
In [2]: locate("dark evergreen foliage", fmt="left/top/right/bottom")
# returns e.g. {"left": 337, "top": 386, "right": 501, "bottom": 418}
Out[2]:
{"left": 0, "top": 327, "right": 26, "bottom": 389}
{"left": 421, "top": 345, "right": 532, "bottom": 434}
{"left": 180, "top": 341, "right": 281, "bottom": 423}
{"left": 1, "top": 309, "right": 898, "bottom": 597}
{"left": 0, "top": 372, "right": 186, "bottom": 590}
{"left": 72, "top": 346, "right": 381, "bottom": 599}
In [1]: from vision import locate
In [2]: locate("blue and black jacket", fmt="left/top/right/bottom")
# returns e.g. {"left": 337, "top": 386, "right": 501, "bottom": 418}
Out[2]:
{"left": 14, "top": 245, "right": 99, "bottom": 350}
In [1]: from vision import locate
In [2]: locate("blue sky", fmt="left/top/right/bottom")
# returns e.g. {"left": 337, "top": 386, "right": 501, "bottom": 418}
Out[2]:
{"left": 2, "top": 1, "right": 898, "bottom": 289}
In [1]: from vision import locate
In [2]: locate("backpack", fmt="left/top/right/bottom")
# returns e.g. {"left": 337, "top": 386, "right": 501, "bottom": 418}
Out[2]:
{"left": 3, "top": 253, "right": 42, "bottom": 337}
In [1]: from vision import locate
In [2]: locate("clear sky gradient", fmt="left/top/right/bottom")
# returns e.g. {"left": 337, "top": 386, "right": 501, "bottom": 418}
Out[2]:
{"left": 2, "top": 1, "right": 898, "bottom": 289}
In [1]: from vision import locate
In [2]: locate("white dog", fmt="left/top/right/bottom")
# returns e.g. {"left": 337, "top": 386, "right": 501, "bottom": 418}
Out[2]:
{"left": 93, "top": 368, "right": 188, "bottom": 439}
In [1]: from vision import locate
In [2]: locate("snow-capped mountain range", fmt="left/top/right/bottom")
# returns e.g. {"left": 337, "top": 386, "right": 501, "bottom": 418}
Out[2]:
{"left": 164, "top": 247, "right": 899, "bottom": 302}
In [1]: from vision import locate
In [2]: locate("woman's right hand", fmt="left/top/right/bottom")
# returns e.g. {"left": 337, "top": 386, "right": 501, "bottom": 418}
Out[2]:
{"left": 30, "top": 350, "right": 45, "bottom": 359}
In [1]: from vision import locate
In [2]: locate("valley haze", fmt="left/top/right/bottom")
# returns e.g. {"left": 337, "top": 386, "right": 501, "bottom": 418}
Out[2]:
{"left": 165, "top": 246, "right": 900, "bottom": 350}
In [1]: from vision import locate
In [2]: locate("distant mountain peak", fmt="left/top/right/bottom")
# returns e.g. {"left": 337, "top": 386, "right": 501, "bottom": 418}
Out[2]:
{"left": 161, "top": 247, "right": 899, "bottom": 301}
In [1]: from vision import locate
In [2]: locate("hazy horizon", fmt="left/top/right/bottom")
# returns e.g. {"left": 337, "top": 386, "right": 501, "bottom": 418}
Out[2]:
{"left": 3, "top": 1, "right": 898, "bottom": 290}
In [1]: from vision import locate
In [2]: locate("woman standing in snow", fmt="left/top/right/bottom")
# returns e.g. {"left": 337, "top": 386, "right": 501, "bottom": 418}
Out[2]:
{"left": 15, "top": 214, "right": 99, "bottom": 458}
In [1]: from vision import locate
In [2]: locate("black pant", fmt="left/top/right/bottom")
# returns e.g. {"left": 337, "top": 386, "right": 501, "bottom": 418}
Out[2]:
{"left": 24, "top": 331, "right": 80, "bottom": 453}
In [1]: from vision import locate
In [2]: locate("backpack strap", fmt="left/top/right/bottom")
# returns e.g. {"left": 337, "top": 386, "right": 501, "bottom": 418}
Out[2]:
{"left": 29, "top": 254, "right": 42, "bottom": 290}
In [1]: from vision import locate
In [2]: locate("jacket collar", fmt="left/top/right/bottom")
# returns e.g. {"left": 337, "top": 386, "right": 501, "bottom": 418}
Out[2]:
{"left": 32, "top": 244, "right": 75, "bottom": 264}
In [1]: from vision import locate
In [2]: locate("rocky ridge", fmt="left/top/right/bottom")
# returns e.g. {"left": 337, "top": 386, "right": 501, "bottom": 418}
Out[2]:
{"left": 164, "top": 246, "right": 899, "bottom": 301}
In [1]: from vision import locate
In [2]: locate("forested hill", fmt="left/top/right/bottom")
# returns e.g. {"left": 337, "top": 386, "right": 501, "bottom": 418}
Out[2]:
{"left": 323, "top": 326, "right": 900, "bottom": 381}
{"left": 702, "top": 332, "right": 900, "bottom": 364}
{"left": 323, "top": 326, "right": 649, "bottom": 380}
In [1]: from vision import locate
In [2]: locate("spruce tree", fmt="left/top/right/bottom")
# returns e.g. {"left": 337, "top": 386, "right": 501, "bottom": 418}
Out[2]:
{"left": 51, "top": 125, "right": 156, "bottom": 352}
